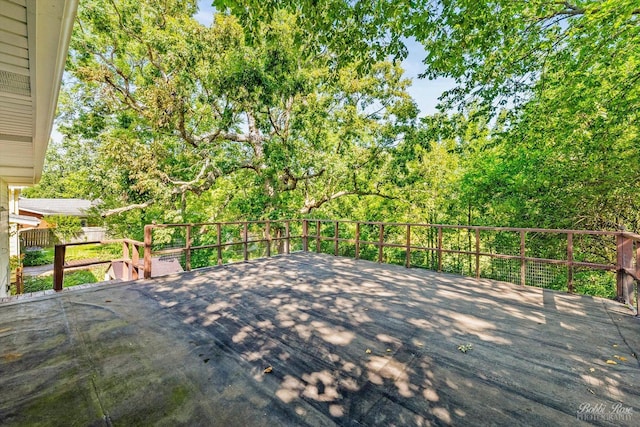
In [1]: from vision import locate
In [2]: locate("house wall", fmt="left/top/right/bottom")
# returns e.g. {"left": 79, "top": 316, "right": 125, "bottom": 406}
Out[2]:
{"left": 0, "top": 179, "right": 9, "bottom": 297}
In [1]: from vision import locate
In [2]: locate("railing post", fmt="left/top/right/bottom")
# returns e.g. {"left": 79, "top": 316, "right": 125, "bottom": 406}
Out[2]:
{"left": 334, "top": 221, "right": 339, "bottom": 256}
{"left": 53, "top": 244, "right": 66, "bottom": 291}
{"left": 122, "top": 241, "right": 130, "bottom": 281}
{"left": 285, "top": 221, "right": 290, "bottom": 254}
{"left": 616, "top": 234, "right": 634, "bottom": 304}
{"left": 567, "top": 232, "right": 573, "bottom": 293}
{"left": 265, "top": 220, "right": 271, "bottom": 257}
{"left": 302, "top": 220, "right": 308, "bottom": 252}
{"left": 316, "top": 221, "right": 321, "bottom": 253}
{"left": 185, "top": 225, "right": 192, "bottom": 272}
{"left": 636, "top": 240, "right": 640, "bottom": 316}
{"left": 520, "top": 230, "right": 526, "bottom": 286}
{"left": 243, "top": 222, "right": 249, "bottom": 261}
{"left": 355, "top": 222, "right": 360, "bottom": 260}
{"left": 122, "top": 241, "right": 130, "bottom": 263}
{"left": 405, "top": 224, "right": 411, "bottom": 268}
{"left": 216, "top": 223, "right": 222, "bottom": 265}
{"left": 475, "top": 229, "right": 480, "bottom": 279}
{"left": 16, "top": 267, "right": 23, "bottom": 295}
{"left": 437, "top": 226, "right": 443, "bottom": 272}
{"left": 144, "top": 225, "right": 152, "bottom": 279}
{"left": 378, "top": 223, "right": 384, "bottom": 263}
{"left": 132, "top": 243, "right": 139, "bottom": 280}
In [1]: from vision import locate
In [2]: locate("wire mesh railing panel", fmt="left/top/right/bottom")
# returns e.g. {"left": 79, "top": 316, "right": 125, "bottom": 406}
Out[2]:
{"left": 441, "top": 252, "right": 471, "bottom": 276}
{"left": 358, "top": 243, "right": 379, "bottom": 262}
{"left": 151, "top": 226, "right": 187, "bottom": 252}
{"left": 525, "top": 261, "right": 566, "bottom": 291}
{"left": 190, "top": 247, "right": 218, "bottom": 269}
{"left": 359, "top": 223, "right": 380, "bottom": 244}
{"left": 319, "top": 239, "right": 334, "bottom": 255}
{"left": 411, "top": 225, "right": 438, "bottom": 250}
{"left": 479, "top": 256, "right": 520, "bottom": 284}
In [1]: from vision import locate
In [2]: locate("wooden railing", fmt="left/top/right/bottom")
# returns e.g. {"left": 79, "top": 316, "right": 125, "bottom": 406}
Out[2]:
{"left": 301, "top": 220, "right": 640, "bottom": 310}
{"left": 618, "top": 232, "right": 640, "bottom": 311}
{"left": 52, "top": 239, "right": 144, "bottom": 291}
{"left": 51, "top": 220, "right": 640, "bottom": 313}
{"left": 142, "top": 220, "right": 301, "bottom": 278}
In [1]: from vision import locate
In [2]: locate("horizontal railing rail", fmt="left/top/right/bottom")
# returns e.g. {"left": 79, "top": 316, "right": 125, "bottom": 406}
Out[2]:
{"left": 53, "top": 239, "right": 144, "bottom": 291}
{"left": 143, "top": 220, "right": 301, "bottom": 278}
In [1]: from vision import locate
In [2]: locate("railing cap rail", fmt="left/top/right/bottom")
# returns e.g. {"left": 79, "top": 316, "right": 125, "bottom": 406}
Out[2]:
{"left": 143, "top": 218, "right": 627, "bottom": 236}
{"left": 55, "top": 238, "right": 144, "bottom": 248}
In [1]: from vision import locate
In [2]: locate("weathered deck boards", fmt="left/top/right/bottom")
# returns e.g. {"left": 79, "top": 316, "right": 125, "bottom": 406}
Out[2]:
{"left": 1, "top": 252, "right": 639, "bottom": 426}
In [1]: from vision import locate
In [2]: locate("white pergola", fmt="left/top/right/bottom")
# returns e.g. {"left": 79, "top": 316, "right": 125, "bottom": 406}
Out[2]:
{"left": 0, "top": 0, "right": 78, "bottom": 296}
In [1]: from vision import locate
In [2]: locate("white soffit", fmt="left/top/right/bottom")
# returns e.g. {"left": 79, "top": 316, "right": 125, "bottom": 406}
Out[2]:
{"left": 0, "top": 0, "right": 78, "bottom": 185}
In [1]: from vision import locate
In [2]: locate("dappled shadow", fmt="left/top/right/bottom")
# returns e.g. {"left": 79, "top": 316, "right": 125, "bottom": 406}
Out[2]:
{"left": 2, "top": 252, "right": 638, "bottom": 425}
{"left": 129, "top": 252, "right": 640, "bottom": 426}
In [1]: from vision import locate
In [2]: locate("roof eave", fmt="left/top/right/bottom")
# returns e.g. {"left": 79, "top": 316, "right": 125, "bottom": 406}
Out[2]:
{"left": 29, "top": 0, "right": 78, "bottom": 184}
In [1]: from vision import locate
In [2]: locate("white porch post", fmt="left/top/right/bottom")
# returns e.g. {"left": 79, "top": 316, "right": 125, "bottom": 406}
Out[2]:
{"left": 0, "top": 179, "right": 9, "bottom": 297}
{"left": 9, "top": 187, "right": 20, "bottom": 258}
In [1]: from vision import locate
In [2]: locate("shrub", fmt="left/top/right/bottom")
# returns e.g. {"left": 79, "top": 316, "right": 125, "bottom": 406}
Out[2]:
{"left": 22, "top": 270, "right": 99, "bottom": 293}
{"left": 44, "top": 215, "right": 83, "bottom": 243}
{"left": 22, "top": 248, "right": 53, "bottom": 267}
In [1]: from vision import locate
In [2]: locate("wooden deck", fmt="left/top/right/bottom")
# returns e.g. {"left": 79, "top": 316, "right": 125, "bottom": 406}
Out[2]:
{"left": 1, "top": 252, "right": 639, "bottom": 426}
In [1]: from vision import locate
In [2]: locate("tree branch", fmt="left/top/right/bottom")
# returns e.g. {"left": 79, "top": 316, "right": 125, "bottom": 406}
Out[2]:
{"left": 102, "top": 200, "right": 155, "bottom": 217}
{"left": 300, "top": 189, "right": 395, "bottom": 213}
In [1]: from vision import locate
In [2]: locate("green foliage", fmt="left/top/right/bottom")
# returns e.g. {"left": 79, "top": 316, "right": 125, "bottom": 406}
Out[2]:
{"left": 10, "top": 255, "right": 23, "bottom": 271}
{"left": 53, "top": 0, "right": 416, "bottom": 231}
{"left": 21, "top": 270, "right": 100, "bottom": 294}
{"left": 64, "top": 243, "right": 122, "bottom": 262}
{"left": 44, "top": 215, "right": 83, "bottom": 244}
{"left": 34, "top": 1, "right": 638, "bottom": 301}
{"left": 22, "top": 248, "right": 54, "bottom": 267}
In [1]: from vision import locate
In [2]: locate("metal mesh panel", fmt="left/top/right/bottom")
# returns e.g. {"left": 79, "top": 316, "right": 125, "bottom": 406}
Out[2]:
{"left": 191, "top": 224, "right": 218, "bottom": 246}
{"left": 525, "top": 261, "right": 565, "bottom": 290}
{"left": 358, "top": 244, "right": 378, "bottom": 262}
{"left": 479, "top": 256, "right": 520, "bottom": 284}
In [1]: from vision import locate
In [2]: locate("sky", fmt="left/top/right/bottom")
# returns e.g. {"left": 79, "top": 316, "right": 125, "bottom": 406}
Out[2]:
{"left": 194, "top": 1, "right": 455, "bottom": 117}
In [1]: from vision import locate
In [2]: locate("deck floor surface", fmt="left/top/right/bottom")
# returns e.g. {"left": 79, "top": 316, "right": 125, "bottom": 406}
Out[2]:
{"left": 1, "top": 252, "right": 639, "bottom": 426}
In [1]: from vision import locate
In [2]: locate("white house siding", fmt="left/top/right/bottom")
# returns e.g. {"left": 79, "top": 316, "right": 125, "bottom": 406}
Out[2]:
{"left": 0, "top": 178, "right": 9, "bottom": 297}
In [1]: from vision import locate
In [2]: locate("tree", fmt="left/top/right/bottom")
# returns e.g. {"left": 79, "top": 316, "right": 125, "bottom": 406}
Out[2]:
{"left": 61, "top": 0, "right": 416, "bottom": 227}
{"left": 409, "top": 0, "right": 640, "bottom": 231}
{"left": 45, "top": 215, "right": 83, "bottom": 244}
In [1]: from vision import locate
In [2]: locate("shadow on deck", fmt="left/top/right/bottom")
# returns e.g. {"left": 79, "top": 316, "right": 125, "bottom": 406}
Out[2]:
{"left": 1, "top": 252, "right": 639, "bottom": 426}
